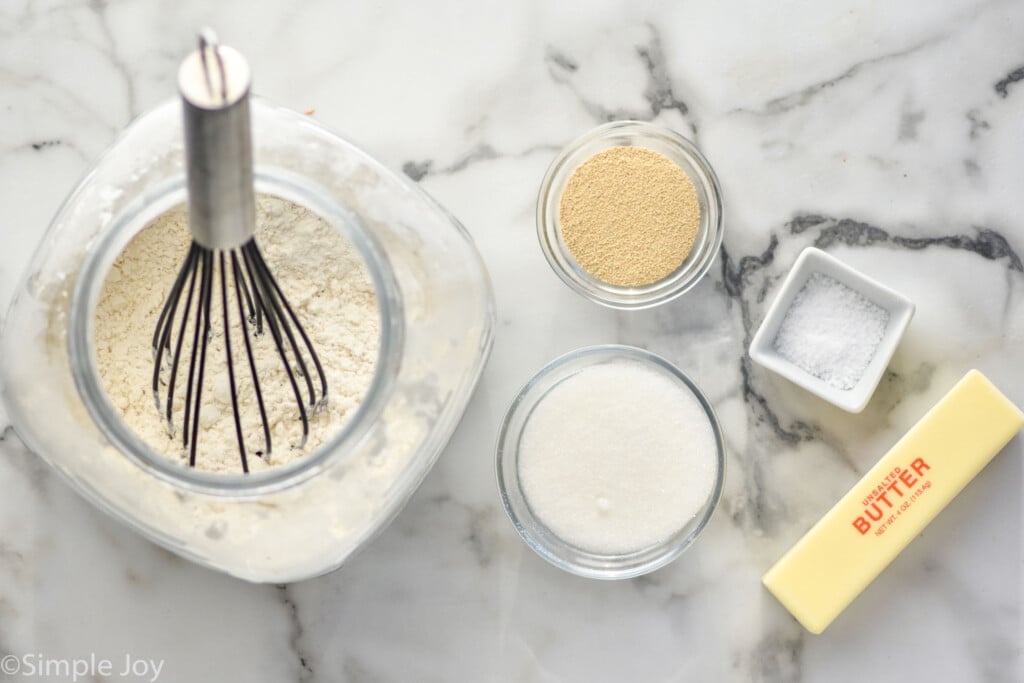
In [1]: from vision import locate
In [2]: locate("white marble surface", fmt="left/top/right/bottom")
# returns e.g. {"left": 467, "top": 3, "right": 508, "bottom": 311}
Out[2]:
{"left": 2, "top": 0, "right": 1024, "bottom": 680}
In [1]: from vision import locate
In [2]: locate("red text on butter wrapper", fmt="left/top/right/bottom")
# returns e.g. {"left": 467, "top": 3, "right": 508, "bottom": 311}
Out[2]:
{"left": 852, "top": 458, "right": 931, "bottom": 536}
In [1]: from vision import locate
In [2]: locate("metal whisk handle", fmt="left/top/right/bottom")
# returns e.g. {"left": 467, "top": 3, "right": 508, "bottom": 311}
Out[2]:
{"left": 178, "top": 29, "right": 256, "bottom": 250}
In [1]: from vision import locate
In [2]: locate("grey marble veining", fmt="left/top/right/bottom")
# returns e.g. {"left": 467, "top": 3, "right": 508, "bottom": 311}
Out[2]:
{"left": 1, "top": 0, "right": 1024, "bottom": 681}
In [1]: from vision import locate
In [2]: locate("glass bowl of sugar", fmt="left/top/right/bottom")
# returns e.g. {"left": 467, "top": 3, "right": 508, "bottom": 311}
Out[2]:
{"left": 496, "top": 345, "right": 726, "bottom": 579}
{"left": 536, "top": 121, "right": 724, "bottom": 310}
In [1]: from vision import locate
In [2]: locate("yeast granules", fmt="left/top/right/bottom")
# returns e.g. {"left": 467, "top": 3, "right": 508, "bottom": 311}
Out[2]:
{"left": 558, "top": 146, "right": 700, "bottom": 287}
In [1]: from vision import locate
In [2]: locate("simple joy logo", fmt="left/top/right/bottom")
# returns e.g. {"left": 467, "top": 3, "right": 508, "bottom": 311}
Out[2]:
{"left": 0, "top": 653, "right": 164, "bottom": 682}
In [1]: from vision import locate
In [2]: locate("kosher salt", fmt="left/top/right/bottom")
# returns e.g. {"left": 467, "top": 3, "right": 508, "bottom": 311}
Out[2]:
{"left": 772, "top": 273, "right": 889, "bottom": 390}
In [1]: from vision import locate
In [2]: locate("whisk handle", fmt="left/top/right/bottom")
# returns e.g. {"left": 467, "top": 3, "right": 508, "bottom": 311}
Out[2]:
{"left": 178, "top": 30, "right": 256, "bottom": 250}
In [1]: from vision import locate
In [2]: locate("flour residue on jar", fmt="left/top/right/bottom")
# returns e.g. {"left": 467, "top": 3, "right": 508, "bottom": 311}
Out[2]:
{"left": 94, "top": 196, "right": 381, "bottom": 473}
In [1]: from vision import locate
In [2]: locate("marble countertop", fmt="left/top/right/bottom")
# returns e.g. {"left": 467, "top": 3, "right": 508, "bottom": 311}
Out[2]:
{"left": 2, "top": 0, "right": 1024, "bottom": 681}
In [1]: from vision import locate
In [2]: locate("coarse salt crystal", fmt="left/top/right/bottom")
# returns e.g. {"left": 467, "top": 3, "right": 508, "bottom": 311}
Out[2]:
{"left": 772, "top": 273, "right": 889, "bottom": 391}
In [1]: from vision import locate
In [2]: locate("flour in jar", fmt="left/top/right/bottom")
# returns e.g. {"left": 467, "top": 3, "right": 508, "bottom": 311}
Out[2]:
{"left": 94, "top": 196, "right": 381, "bottom": 473}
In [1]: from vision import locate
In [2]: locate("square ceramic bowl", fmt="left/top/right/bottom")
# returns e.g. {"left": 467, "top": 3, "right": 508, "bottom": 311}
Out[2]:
{"left": 749, "top": 247, "right": 915, "bottom": 413}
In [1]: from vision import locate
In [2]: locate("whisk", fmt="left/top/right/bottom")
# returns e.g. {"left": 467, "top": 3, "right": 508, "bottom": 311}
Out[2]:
{"left": 152, "top": 30, "right": 327, "bottom": 473}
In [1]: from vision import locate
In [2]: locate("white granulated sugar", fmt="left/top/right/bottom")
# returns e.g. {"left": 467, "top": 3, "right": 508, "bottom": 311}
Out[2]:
{"left": 95, "top": 196, "right": 380, "bottom": 473}
{"left": 772, "top": 273, "right": 889, "bottom": 390}
{"left": 517, "top": 360, "right": 718, "bottom": 555}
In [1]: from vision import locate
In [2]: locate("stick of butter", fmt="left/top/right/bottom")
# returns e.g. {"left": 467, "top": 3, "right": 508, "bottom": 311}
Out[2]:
{"left": 762, "top": 370, "right": 1023, "bottom": 634}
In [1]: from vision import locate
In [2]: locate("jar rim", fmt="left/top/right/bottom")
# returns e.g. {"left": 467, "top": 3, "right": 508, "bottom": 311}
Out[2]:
{"left": 68, "top": 169, "right": 404, "bottom": 497}
{"left": 536, "top": 120, "right": 725, "bottom": 310}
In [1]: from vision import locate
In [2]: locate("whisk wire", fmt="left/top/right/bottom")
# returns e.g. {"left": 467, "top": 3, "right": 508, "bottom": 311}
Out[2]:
{"left": 152, "top": 233, "right": 333, "bottom": 469}
{"left": 247, "top": 241, "right": 328, "bottom": 406}
{"left": 230, "top": 251, "right": 272, "bottom": 456}
{"left": 233, "top": 254, "right": 258, "bottom": 326}
{"left": 162, "top": 245, "right": 201, "bottom": 433}
{"left": 185, "top": 250, "right": 214, "bottom": 467}
{"left": 152, "top": 242, "right": 196, "bottom": 357}
{"left": 152, "top": 243, "right": 196, "bottom": 415}
{"left": 197, "top": 29, "right": 228, "bottom": 104}
{"left": 239, "top": 243, "right": 311, "bottom": 449}
{"left": 244, "top": 242, "right": 320, "bottom": 406}
{"left": 220, "top": 252, "right": 249, "bottom": 473}
{"left": 180, "top": 252, "right": 204, "bottom": 448}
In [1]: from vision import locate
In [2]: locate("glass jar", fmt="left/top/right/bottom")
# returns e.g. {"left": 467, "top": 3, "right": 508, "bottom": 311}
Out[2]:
{"left": 0, "top": 99, "right": 495, "bottom": 582}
